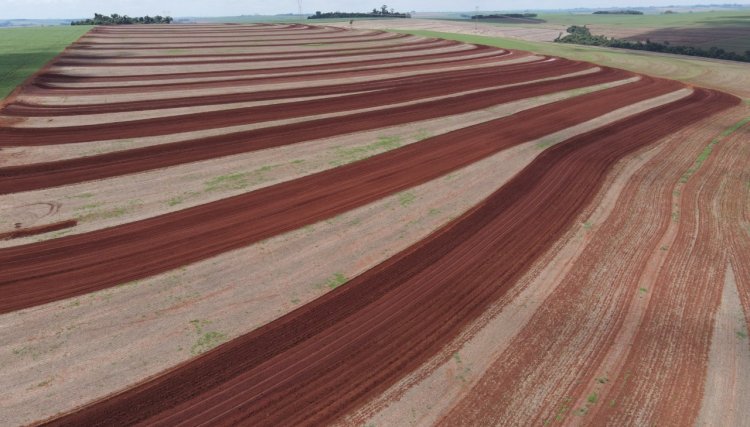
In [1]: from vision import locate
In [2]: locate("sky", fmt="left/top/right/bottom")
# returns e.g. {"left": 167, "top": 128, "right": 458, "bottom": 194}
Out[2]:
{"left": 1, "top": 0, "right": 749, "bottom": 19}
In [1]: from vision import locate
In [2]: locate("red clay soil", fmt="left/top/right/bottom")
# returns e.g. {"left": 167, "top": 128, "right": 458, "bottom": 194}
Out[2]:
{"left": 62, "top": 42, "right": 488, "bottom": 72}
{"left": 31, "top": 45, "right": 506, "bottom": 88}
{"left": 0, "top": 67, "right": 635, "bottom": 193}
{"left": 83, "top": 26, "right": 342, "bottom": 38}
{"left": 583, "top": 120, "right": 750, "bottom": 425}
{"left": 0, "top": 59, "right": 590, "bottom": 144}
{"left": 75, "top": 32, "right": 398, "bottom": 46}
{"left": 2, "top": 61, "right": 543, "bottom": 116}
{"left": 70, "top": 32, "right": 411, "bottom": 50}
{"left": 83, "top": 24, "right": 324, "bottom": 35}
{"left": 0, "top": 75, "right": 684, "bottom": 313}
{"left": 27, "top": 51, "right": 520, "bottom": 96}
{"left": 42, "top": 88, "right": 738, "bottom": 427}
{"left": 80, "top": 27, "right": 390, "bottom": 39}
{"left": 80, "top": 26, "right": 353, "bottom": 39}
{"left": 0, "top": 219, "right": 76, "bottom": 240}
{"left": 7, "top": 56, "right": 553, "bottom": 118}
{"left": 51, "top": 39, "right": 456, "bottom": 67}
{"left": 56, "top": 38, "right": 451, "bottom": 62}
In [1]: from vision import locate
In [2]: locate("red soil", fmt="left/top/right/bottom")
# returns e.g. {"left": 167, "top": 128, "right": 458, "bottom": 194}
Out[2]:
{"left": 0, "top": 58, "right": 588, "bottom": 144}
{"left": 71, "top": 32, "right": 411, "bottom": 50}
{"left": 3, "top": 24, "right": 739, "bottom": 426}
{"left": 42, "top": 87, "right": 738, "bottom": 427}
{"left": 0, "top": 74, "right": 683, "bottom": 312}
{"left": 3, "top": 61, "right": 541, "bottom": 116}
{"left": 51, "top": 39, "right": 456, "bottom": 67}
{"left": 0, "top": 219, "right": 76, "bottom": 240}
{"left": 27, "top": 51, "right": 521, "bottom": 95}
{"left": 0, "top": 67, "right": 635, "bottom": 194}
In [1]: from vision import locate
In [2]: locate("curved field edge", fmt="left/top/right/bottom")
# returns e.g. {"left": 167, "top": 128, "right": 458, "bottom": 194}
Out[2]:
{"left": 0, "top": 77, "right": 633, "bottom": 247}
{"left": 0, "top": 85, "right": 682, "bottom": 425}
{"left": 0, "top": 73, "right": 679, "bottom": 313}
{"left": 43, "top": 89, "right": 739, "bottom": 426}
{"left": 348, "top": 101, "right": 749, "bottom": 427}
{"left": 2, "top": 24, "right": 744, "bottom": 426}
{"left": 384, "top": 29, "right": 750, "bottom": 100}
{"left": 0, "top": 26, "right": 92, "bottom": 101}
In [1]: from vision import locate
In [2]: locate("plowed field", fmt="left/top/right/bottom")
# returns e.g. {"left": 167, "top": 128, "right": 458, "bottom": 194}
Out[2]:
{"left": 0, "top": 23, "right": 746, "bottom": 427}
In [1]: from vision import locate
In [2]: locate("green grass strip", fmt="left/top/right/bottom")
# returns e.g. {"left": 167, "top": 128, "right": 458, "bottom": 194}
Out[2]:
{"left": 680, "top": 117, "right": 750, "bottom": 183}
{"left": 0, "top": 26, "right": 92, "bottom": 100}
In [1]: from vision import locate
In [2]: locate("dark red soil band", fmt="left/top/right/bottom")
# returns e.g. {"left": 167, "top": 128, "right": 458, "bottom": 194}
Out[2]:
{"left": 57, "top": 37, "right": 446, "bottom": 61}
{"left": 0, "top": 74, "right": 683, "bottom": 313}
{"left": 79, "top": 26, "right": 353, "bottom": 41}
{"left": 76, "top": 32, "right": 397, "bottom": 46}
{"left": 0, "top": 219, "right": 77, "bottom": 240}
{"left": 86, "top": 24, "right": 316, "bottom": 35}
{"left": 29, "top": 51, "right": 527, "bottom": 96}
{"left": 0, "top": 67, "right": 635, "bottom": 193}
{"left": 83, "top": 25, "right": 344, "bottom": 38}
{"left": 52, "top": 39, "right": 453, "bottom": 67}
{"left": 1, "top": 59, "right": 590, "bottom": 144}
{"left": 71, "top": 32, "right": 411, "bottom": 50}
{"left": 35, "top": 43, "right": 499, "bottom": 86}
{"left": 41, "top": 87, "right": 739, "bottom": 427}
{"left": 3, "top": 60, "right": 540, "bottom": 116}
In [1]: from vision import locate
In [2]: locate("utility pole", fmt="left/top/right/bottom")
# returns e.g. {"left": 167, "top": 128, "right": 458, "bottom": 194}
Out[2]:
{"left": 297, "top": 0, "right": 303, "bottom": 17}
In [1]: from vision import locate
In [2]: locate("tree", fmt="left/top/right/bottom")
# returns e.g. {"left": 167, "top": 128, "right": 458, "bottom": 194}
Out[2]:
{"left": 381, "top": 5, "right": 388, "bottom": 15}
{"left": 71, "top": 12, "right": 174, "bottom": 25}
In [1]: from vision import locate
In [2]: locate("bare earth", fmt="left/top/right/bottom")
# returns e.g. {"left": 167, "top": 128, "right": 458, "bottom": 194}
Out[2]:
{"left": 1, "top": 23, "right": 747, "bottom": 426}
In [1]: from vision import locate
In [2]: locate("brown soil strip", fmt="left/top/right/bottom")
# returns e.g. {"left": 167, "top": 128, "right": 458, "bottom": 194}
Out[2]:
{"left": 3, "top": 61, "right": 536, "bottom": 116}
{"left": 343, "top": 89, "right": 691, "bottom": 426}
{"left": 36, "top": 47, "right": 507, "bottom": 90}
{"left": 0, "top": 67, "right": 634, "bottom": 194}
{"left": 1, "top": 59, "right": 588, "bottom": 140}
{"left": 436, "top": 105, "right": 747, "bottom": 426}
{"left": 0, "top": 219, "right": 76, "bottom": 240}
{"left": 42, "top": 86, "right": 737, "bottom": 427}
{"left": 4, "top": 60, "right": 580, "bottom": 129}
{"left": 0, "top": 75, "right": 683, "bottom": 313}
{"left": 52, "top": 39, "right": 455, "bottom": 67}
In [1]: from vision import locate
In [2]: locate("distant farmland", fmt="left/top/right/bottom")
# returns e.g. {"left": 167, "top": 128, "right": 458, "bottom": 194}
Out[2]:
{"left": 540, "top": 10, "right": 750, "bottom": 54}
{"left": 0, "top": 23, "right": 748, "bottom": 426}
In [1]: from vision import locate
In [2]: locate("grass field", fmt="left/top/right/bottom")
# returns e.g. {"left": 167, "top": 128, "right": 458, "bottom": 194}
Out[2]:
{"left": 0, "top": 26, "right": 91, "bottom": 100}
{"left": 389, "top": 29, "right": 750, "bottom": 99}
{"left": 440, "top": 10, "right": 750, "bottom": 53}
{"left": 537, "top": 10, "right": 750, "bottom": 28}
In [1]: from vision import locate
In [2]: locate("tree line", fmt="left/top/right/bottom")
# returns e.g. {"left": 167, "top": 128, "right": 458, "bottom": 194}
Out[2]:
{"left": 555, "top": 25, "right": 750, "bottom": 63}
{"left": 471, "top": 13, "right": 538, "bottom": 19}
{"left": 309, "top": 5, "right": 410, "bottom": 19}
{"left": 71, "top": 13, "right": 173, "bottom": 25}
{"left": 593, "top": 10, "right": 643, "bottom": 15}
